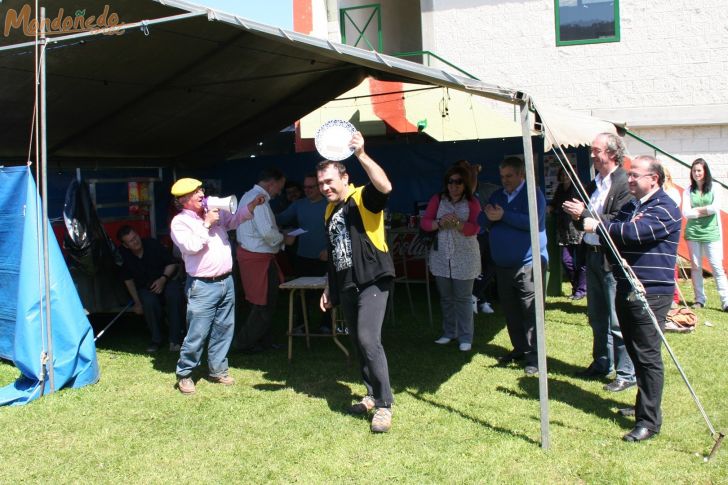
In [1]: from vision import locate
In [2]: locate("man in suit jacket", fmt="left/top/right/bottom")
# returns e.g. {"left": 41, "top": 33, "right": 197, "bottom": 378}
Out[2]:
{"left": 563, "top": 133, "right": 636, "bottom": 392}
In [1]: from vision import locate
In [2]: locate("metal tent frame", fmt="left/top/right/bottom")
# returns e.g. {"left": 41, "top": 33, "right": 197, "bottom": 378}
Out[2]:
{"left": 0, "top": 0, "right": 644, "bottom": 448}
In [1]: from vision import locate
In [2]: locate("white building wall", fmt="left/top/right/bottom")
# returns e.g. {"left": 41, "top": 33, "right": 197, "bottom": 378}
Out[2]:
{"left": 421, "top": 0, "right": 728, "bottom": 189}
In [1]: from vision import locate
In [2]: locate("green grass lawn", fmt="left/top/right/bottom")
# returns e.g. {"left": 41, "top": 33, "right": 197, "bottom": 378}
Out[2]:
{"left": 1, "top": 280, "right": 727, "bottom": 484}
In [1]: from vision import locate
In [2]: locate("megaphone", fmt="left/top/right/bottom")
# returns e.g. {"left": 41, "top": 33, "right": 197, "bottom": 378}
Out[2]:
{"left": 204, "top": 195, "right": 238, "bottom": 213}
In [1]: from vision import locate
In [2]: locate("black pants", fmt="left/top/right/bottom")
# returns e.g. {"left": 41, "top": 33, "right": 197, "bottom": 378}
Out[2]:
{"left": 237, "top": 261, "right": 280, "bottom": 349}
{"left": 339, "top": 280, "right": 393, "bottom": 408}
{"left": 137, "top": 279, "right": 185, "bottom": 345}
{"left": 616, "top": 293, "right": 672, "bottom": 432}
{"left": 496, "top": 264, "right": 538, "bottom": 366}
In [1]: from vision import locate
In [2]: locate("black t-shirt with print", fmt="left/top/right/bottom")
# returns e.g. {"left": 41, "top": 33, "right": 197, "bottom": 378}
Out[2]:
{"left": 327, "top": 201, "right": 354, "bottom": 291}
{"left": 326, "top": 184, "right": 389, "bottom": 293}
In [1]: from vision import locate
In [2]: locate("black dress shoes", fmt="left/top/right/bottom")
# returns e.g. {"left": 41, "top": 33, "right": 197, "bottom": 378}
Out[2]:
{"left": 604, "top": 379, "right": 637, "bottom": 392}
{"left": 623, "top": 426, "right": 659, "bottom": 442}
{"left": 497, "top": 351, "right": 525, "bottom": 365}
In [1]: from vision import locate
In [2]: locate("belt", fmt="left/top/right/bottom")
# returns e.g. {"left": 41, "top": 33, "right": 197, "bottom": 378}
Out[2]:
{"left": 586, "top": 244, "right": 601, "bottom": 253}
{"left": 193, "top": 272, "right": 231, "bottom": 283}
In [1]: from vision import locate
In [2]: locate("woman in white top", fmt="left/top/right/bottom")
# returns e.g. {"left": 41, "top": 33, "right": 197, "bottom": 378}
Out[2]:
{"left": 420, "top": 165, "right": 481, "bottom": 351}
{"left": 682, "top": 158, "right": 728, "bottom": 310}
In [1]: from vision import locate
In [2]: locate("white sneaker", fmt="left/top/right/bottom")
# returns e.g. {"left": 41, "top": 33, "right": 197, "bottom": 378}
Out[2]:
{"left": 479, "top": 302, "right": 494, "bottom": 314}
{"left": 434, "top": 337, "right": 452, "bottom": 345}
{"left": 459, "top": 342, "right": 472, "bottom": 352}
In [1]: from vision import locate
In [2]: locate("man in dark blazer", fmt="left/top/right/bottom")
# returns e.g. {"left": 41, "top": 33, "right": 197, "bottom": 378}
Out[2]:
{"left": 563, "top": 133, "right": 636, "bottom": 392}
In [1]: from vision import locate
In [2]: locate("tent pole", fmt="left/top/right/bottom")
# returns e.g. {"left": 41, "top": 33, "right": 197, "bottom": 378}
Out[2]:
{"left": 39, "top": 7, "right": 55, "bottom": 393}
{"left": 519, "top": 97, "right": 549, "bottom": 449}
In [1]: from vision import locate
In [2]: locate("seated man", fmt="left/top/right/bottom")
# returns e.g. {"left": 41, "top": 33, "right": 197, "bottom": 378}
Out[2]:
{"left": 117, "top": 225, "right": 185, "bottom": 352}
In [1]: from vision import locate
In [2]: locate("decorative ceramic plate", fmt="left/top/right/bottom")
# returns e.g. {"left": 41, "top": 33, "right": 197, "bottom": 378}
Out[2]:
{"left": 314, "top": 119, "right": 356, "bottom": 161}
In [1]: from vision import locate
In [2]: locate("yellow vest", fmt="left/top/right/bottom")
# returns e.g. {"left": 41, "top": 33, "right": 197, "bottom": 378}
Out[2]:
{"left": 325, "top": 184, "right": 389, "bottom": 252}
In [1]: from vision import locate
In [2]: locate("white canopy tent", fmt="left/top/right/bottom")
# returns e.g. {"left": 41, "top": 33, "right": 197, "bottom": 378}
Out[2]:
{"left": 0, "top": 0, "right": 625, "bottom": 446}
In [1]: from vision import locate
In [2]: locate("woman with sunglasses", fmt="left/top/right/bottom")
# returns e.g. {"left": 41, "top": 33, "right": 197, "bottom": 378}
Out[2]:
{"left": 421, "top": 165, "right": 481, "bottom": 351}
{"left": 683, "top": 158, "right": 728, "bottom": 311}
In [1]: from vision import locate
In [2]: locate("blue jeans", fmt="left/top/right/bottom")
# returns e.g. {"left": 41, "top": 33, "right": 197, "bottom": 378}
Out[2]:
{"left": 585, "top": 250, "right": 635, "bottom": 381}
{"left": 176, "top": 275, "right": 235, "bottom": 378}
{"left": 687, "top": 240, "right": 728, "bottom": 307}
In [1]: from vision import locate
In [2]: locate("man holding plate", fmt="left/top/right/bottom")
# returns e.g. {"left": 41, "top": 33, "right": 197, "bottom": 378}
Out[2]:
{"left": 317, "top": 130, "right": 396, "bottom": 433}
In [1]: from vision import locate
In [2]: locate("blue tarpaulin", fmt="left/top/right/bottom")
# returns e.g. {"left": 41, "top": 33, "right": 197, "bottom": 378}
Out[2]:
{"left": 0, "top": 166, "right": 99, "bottom": 406}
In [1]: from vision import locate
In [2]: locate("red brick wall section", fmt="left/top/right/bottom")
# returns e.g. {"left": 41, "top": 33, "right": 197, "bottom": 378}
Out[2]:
{"left": 369, "top": 79, "right": 418, "bottom": 134}
{"left": 293, "top": 0, "right": 315, "bottom": 153}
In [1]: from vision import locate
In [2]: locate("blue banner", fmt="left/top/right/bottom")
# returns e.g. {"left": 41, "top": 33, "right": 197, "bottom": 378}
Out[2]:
{"left": 0, "top": 166, "right": 27, "bottom": 361}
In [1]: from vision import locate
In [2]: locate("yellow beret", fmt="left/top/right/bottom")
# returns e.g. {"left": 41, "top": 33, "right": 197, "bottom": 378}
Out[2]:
{"left": 170, "top": 178, "right": 202, "bottom": 197}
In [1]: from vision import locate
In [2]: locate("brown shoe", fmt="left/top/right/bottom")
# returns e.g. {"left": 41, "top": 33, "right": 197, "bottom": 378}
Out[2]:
{"left": 371, "top": 407, "right": 392, "bottom": 433}
{"left": 209, "top": 374, "right": 235, "bottom": 386}
{"left": 349, "top": 396, "right": 375, "bottom": 415}
{"left": 177, "top": 376, "right": 196, "bottom": 395}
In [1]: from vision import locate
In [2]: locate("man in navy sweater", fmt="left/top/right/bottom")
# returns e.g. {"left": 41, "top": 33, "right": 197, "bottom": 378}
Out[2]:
{"left": 582, "top": 155, "right": 682, "bottom": 442}
{"left": 485, "top": 157, "right": 548, "bottom": 375}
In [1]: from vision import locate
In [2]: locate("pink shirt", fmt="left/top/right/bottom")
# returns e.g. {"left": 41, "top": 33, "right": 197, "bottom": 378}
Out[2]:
{"left": 171, "top": 205, "right": 252, "bottom": 278}
{"left": 420, "top": 194, "right": 481, "bottom": 236}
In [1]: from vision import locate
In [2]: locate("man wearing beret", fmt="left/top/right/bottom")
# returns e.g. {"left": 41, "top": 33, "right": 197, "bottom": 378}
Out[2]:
{"left": 169, "top": 178, "right": 265, "bottom": 395}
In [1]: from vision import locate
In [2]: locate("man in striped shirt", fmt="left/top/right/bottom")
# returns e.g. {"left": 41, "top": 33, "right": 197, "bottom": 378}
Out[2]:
{"left": 582, "top": 155, "right": 682, "bottom": 442}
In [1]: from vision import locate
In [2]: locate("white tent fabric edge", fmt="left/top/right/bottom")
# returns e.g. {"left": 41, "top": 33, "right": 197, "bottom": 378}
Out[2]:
{"left": 534, "top": 100, "right": 622, "bottom": 152}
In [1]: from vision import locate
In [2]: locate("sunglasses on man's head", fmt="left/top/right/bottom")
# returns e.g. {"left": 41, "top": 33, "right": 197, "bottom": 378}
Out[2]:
{"left": 448, "top": 178, "right": 464, "bottom": 185}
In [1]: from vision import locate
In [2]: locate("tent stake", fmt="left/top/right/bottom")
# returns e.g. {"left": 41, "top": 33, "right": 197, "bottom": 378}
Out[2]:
{"left": 95, "top": 302, "right": 133, "bottom": 342}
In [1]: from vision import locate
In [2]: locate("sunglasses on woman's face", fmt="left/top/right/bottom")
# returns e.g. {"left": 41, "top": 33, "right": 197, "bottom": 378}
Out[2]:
{"left": 448, "top": 178, "right": 464, "bottom": 185}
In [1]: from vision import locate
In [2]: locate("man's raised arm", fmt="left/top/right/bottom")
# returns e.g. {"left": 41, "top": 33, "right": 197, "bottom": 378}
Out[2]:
{"left": 350, "top": 131, "right": 392, "bottom": 194}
